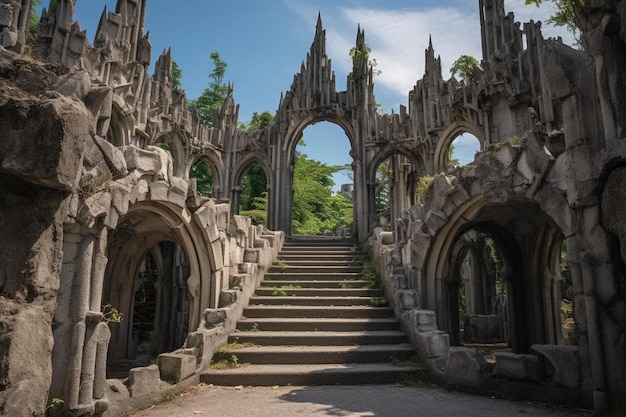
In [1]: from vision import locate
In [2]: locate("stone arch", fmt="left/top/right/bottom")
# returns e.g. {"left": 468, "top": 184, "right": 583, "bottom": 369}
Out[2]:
{"left": 191, "top": 150, "right": 226, "bottom": 196}
{"left": 422, "top": 194, "right": 567, "bottom": 353}
{"left": 106, "top": 99, "right": 135, "bottom": 147}
{"left": 367, "top": 145, "right": 424, "bottom": 227}
{"left": 283, "top": 113, "right": 355, "bottom": 164}
{"left": 103, "top": 199, "right": 216, "bottom": 363}
{"left": 434, "top": 120, "right": 485, "bottom": 173}
{"left": 231, "top": 153, "right": 272, "bottom": 214}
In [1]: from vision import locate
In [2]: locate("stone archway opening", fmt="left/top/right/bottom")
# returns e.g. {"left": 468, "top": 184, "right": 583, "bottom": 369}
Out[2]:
{"left": 102, "top": 203, "right": 204, "bottom": 378}
{"left": 447, "top": 132, "right": 481, "bottom": 171}
{"left": 126, "top": 241, "right": 190, "bottom": 369}
{"left": 428, "top": 200, "right": 574, "bottom": 354}
{"left": 447, "top": 231, "right": 509, "bottom": 353}
{"left": 369, "top": 151, "right": 422, "bottom": 231}
{"left": 238, "top": 162, "right": 268, "bottom": 227}
{"left": 291, "top": 121, "right": 353, "bottom": 236}
{"left": 190, "top": 159, "right": 214, "bottom": 197}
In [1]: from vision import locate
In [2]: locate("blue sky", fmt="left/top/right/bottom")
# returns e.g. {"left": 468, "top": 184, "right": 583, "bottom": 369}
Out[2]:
{"left": 61, "top": 1, "right": 573, "bottom": 189}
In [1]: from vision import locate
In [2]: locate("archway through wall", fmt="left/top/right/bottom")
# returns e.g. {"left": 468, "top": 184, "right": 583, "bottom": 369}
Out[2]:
{"left": 435, "top": 122, "right": 484, "bottom": 172}
{"left": 425, "top": 198, "right": 573, "bottom": 354}
{"left": 448, "top": 133, "right": 481, "bottom": 171}
{"left": 190, "top": 160, "right": 214, "bottom": 197}
{"left": 236, "top": 161, "right": 269, "bottom": 227}
{"left": 290, "top": 121, "right": 354, "bottom": 237}
{"left": 367, "top": 148, "right": 423, "bottom": 232}
{"left": 102, "top": 201, "right": 214, "bottom": 375}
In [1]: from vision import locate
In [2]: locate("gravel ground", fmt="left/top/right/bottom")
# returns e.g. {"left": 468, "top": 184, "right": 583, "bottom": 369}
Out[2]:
{"left": 131, "top": 384, "right": 592, "bottom": 417}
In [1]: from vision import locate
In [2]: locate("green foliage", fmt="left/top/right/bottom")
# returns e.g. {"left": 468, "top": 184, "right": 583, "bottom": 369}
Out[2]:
{"left": 292, "top": 154, "right": 353, "bottom": 235}
{"left": 102, "top": 304, "right": 123, "bottom": 323}
{"left": 240, "top": 165, "right": 267, "bottom": 211}
{"left": 349, "top": 43, "right": 382, "bottom": 76}
{"left": 375, "top": 161, "right": 391, "bottom": 214}
{"left": 190, "top": 52, "right": 228, "bottom": 125}
{"left": 370, "top": 297, "right": 388, "bottom": 307}
{"left": 526, "top": 0, "right": 582, "bottom": 46}
{"left": 246, "top": 111, "right": 274, "bottom": 133}
{"left": 190, "top": 161, "right": 213, "bottom": 196}
{"left": 450, "top": 55, "right": 482, "bottom": 83}
{"left": 171, "top": 61, "right": 182, "bottom": 89}
{"left": 417, "top": 175, "right": 435, "bottom": 201}
{"left": 448, "top": 144, "right": 460, "bottom": 167}
{"left": 29, "top": 0, "right": 42, "bottom": 41}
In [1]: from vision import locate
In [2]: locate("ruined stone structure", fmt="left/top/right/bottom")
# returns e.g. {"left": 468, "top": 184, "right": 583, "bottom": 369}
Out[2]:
{"left": 1, "top": 0, "right": 626, "bottom": 415}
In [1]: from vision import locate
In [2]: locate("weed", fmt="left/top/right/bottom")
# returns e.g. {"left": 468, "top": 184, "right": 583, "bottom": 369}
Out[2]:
{"left": 210, "top": 354, "right": 242, "bottom": 370}
{"left": 250, "top": 323, "right": 259, "bottom": 332}
{"left": 274, "top": 260, "right": 287, "bottom": 269}
{"left": 417, "top": 175, "right": 435, "bottom": 201}
{"left": 102, "top": 303, "right": 123, "bottom": 323}
{"left": 217, "top": 342, "right": 256, "bottom": 352}
{"left": 370, "top": 296, "right": 388, "bottom": 307}
{"left": 271, "top": 284, "right": 300, "bottom": 296}
{"left": 229, "top": 355, "right": 239, "bottom": 367}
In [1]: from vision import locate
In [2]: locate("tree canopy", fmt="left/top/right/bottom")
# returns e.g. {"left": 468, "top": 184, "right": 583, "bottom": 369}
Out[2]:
{"left": 190, "top": 52, "right": 228, "bottom": 125}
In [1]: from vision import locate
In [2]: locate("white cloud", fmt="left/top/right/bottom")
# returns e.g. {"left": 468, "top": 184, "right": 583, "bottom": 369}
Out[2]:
{"left": 288, "top": 1, "right": 574, "bottom": 111}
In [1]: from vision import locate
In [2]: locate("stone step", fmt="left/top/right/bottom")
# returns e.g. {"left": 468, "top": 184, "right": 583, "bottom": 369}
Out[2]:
{"left": 212, "top": 344, "right": 415, "bottom": 365}
{"left": 260, "top": 279, "right": 371, "bottom": 289}
{"left": 200, "top": 363, "right": 424, "bottom": 386}
{"left": 242, "top": 305, "right": 394, "bottom": 319}
{"left": 268, "top": 265, "right": 364, "bottom": 273}
{"left": 264, "top": 272, "right": 363, "bottom": 281}
{"left": 248, "top": 296, "right": 377, "bottom": 306}
{"left": 228, "top": 331, "right": 408, "bottom": 346}
{"left": 236, "top": 317, "right": 402, "bottom": 332}
{"left": 254, "top": 287, "right": 381, "bottom": 297}
{"left": 272, "top": 260, "right": 363, "bottom": 267}
{"left": 277, "top": 253, "right": 365, "bottom": 260}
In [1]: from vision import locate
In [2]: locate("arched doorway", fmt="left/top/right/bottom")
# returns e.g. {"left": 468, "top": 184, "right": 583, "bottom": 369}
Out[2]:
{"left": 426, "top": 198, "right": 572, "bottom": 353}
{"left": 290, "top": 122, "right": 353, "bottom": 236}
{"left": 238, "top": 162, "right": 268, "bottom": 227}
{"left": 447, "top": 132, "right": 481, "bottom": 171}
{"left": 102, "top": 201, "right": 214, "bottom": 375}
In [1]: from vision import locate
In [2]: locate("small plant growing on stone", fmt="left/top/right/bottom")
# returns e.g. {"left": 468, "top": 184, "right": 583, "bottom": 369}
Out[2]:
{"left": 370, "top": 296, "right": 388, "bottom": 307}
{"left": 251, "top": 323, "right": 259, "bottom": 332}
{"left": 274, "top": 260, "right": 287, "bottom": 269}
{"left": 229, "top": 355, "right": 239, "bottom": 367}
{"left": 102, "top": 303, "right": 123, "bottom": 323}
{"left": 417, "top": 175, "right": 435, "bottom": 201}
{"left": 271, "top": 287, "right": 288, "bottom": 297}
{"left": 45, "top": 397, "right": 64, "bottom": 416}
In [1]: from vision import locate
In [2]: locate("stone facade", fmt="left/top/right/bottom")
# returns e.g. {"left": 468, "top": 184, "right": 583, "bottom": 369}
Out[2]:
{"left": 1, "top": 0, "right": 626, "bottom": 415}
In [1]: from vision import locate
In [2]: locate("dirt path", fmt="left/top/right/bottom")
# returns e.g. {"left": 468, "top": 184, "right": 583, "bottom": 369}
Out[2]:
{"left": 131, "top": 384, "right": 591, "bottom": 417}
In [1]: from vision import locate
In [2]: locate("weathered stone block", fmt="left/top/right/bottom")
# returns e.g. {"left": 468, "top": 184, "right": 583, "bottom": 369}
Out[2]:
{"left": 149, "top": 180, "right": 169, "bottom": 201}
{"left": 531, "top": 345, "right": 581, "bottom": 388}
{"left": 203, "top": 309, "right": 227, "bottom": 329}
{"left": 128, "top": 365, "right": 160, "bottom": 398}
{"left": 157, "top": 353, "right": 196, "bottom": 383}
{"left": 416, "top": 330, "right": 449, "bottom": 359}
{"left": 244, "top": 248, "right": 261, "bottom": 263}
{"left": 493, "top": 352, "right": 542, "bottom": 381}
{"left": 219, "top": 289, "right": 239, "bottom": 308}
{"left": 446, "top": 347, "right": 489, "bottom": 388}
{"left": 394, "top": 289, "right": 419, "bottom": 310}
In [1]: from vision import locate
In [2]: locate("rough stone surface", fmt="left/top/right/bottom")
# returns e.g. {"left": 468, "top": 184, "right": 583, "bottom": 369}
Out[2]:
{"left": 494, "top": 352, "right": 543, "bottom": 382}
{"left": 157, "top": 353, "right": 197, "bottom": 383}
{"left": 128, "top": 365, "right": 161, "bottom": 398}
{"left": 446, "top": 347, "right": 490, "bottom": 389}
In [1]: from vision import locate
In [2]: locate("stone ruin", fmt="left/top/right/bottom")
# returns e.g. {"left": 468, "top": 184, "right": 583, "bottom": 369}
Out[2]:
{"left": 0, "top": 0, "right": 625, "bottom": 415}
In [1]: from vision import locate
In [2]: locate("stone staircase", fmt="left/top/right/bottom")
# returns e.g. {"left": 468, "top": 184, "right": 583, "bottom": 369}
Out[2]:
{"left": 200, "top": 238, "right": 423, "bottom": 386}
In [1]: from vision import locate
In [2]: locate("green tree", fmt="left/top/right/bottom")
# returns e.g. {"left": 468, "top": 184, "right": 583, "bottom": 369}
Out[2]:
{"left": 190, "top": 161, "right": 212, "bottom": 196}
{"left": 171, "top": 61, "right": 182, "bottom": 89}
{"left": 449, "top": 144, "right": 460, "bottom": 167}
{"left": 246, "top": 111, "right": 274, "bottom": 133}
{"left": 292, "top": 154, "right": 352, "bottom": 235}
{"left": 526, "top": 0, "right": 582, "bottom": 45}
{"left": 375, "top": 160, "right": 391, "bottom": 214}
{"left": 450, "top": 55, "right": 482, "bottom": 83}
{"left": 239, "top": 164, "right": 267, "bottom": 212}
{"left": 191, "top": 52, "right": 228, "bottom": 125}
{"left": 349, "top": 43, "right": 381, "bottom": 76}
{"left": 29, "top": 0, "right": 42, "bottom": 41}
